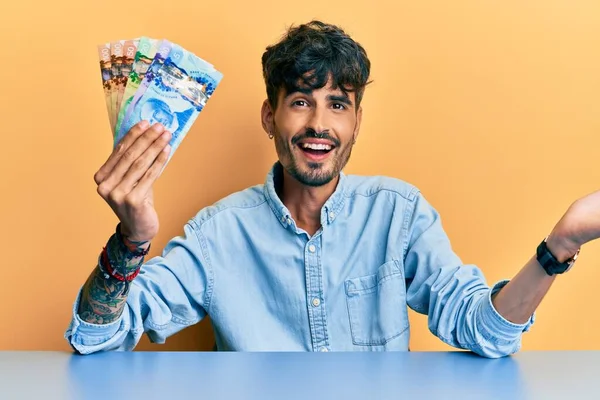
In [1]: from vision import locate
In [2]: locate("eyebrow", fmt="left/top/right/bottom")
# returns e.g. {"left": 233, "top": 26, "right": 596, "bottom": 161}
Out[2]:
{"left": 285, "top": 90, "right": 354, "bottom": 107}
{"left": 327, "top": 94, "right": 353, "bottom": 107}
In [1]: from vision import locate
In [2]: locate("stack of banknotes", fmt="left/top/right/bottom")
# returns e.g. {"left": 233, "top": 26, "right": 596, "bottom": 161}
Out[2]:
{"left": 97, "top": 37, "right": 223, "bottom": 161}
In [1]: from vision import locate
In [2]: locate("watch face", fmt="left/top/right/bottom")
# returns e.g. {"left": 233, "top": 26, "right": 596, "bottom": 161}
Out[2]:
{"left": 563, "top": 248, "right": 580, "bottom": 273}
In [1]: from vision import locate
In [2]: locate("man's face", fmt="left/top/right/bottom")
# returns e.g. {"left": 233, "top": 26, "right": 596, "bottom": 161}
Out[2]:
{"left": 263, "top": 81, "right": 362, "bottom": 187}
{"left": 151, "top": 108, "right": 173, "bottom": 127}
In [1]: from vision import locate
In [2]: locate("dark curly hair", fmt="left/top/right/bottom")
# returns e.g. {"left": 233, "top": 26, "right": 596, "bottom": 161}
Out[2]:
{"left": 261, "top": 20, "right": 371, "bottom": 110}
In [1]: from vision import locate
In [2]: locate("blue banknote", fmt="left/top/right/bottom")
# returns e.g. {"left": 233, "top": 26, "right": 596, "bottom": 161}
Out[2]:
{"left": 122, "top": 43, "right": 223, "bottom": 163}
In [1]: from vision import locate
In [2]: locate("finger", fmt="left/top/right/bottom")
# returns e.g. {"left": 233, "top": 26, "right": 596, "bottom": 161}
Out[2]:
{"left": 113, "top": 130, "right": 172, "bottom": 196}
{"left": 94, "top": 120, "right": 150, "bottom": 185}
{"left": 97, "top": 123, "right": 166, "bottom": 197}
{"left": 128, "top": 144, "right": 171, "bottom": 200}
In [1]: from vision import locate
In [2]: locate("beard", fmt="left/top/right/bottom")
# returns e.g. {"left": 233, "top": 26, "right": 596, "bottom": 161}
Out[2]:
{"left": 272, "top": 124, "right": 354, "bottom": 187}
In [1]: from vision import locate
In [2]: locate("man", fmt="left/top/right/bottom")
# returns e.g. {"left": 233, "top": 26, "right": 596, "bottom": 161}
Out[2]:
{"left": 66, "top": 20, "right": 599, "bottom": 357}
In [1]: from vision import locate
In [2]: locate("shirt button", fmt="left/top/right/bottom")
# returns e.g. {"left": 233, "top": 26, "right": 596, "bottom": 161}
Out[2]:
{"left": 312, "top": 298, "right": 321, "bottom": 307}
{"left": 329, "top": 211, "right": 335, "bottom": 219}
{"left": 320, "top": 347, "right": 329, "bottom": 352}
{"left": 308, "top": 245, "right": 316, "bottom": 253}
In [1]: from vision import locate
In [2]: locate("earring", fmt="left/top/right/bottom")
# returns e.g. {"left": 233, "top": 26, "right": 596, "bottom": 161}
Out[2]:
{"left": 268, "top": 132, "right": 274, "bottom": 139}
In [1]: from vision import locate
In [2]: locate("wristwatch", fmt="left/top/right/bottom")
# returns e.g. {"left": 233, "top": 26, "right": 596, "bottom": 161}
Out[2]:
{"left": 536, "top": 236, "right": 580, "bottom": 276}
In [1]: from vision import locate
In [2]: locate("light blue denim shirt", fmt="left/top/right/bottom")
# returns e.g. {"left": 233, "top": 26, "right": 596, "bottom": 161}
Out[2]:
{"left": 65, "top": 162, "right": 534, "bottom": 357}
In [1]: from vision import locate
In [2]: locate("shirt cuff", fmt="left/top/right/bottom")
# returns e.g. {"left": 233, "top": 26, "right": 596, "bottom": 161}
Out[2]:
{"left": 477, "top": 280, "right": 535, "bottom": 344}
{"left": 64, "top": 287, "right": 122, "bottom": 351}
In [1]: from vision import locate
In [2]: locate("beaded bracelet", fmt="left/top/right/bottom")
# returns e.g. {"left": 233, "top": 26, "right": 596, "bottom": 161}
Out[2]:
{"left": 100, "top": 246, "right": 141, "bottom": 282}
{"left": 98, "top": 224, "right": 151, "bottom": 283}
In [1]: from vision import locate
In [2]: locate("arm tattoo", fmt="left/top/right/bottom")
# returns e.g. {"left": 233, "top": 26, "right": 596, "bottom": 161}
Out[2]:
{"left": 78, "top": 231, "right": 149, "bottom": 325}
{"left": 78, "top": 269, "right": 130, "bottom": 324}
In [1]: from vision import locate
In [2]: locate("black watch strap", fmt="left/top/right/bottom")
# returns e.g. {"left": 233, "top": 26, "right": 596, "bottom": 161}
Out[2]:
{"left": 536, "top": 236, "right": 579, "bottom": 276}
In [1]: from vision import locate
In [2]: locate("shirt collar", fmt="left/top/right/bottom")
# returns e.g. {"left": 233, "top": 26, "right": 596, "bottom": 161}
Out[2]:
{"left": 263, "top": 162, "right": 347, "bottom": 229}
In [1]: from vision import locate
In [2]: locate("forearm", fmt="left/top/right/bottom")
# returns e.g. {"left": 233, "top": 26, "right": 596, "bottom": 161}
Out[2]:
{"left": 492, "top": 234, "right": 574, "bottom": 324}
{"left": 78, "top": 226, "right": 150, "bottom": 324}
{"left": 491, "top": 254, "right": 555, "bottom": 324}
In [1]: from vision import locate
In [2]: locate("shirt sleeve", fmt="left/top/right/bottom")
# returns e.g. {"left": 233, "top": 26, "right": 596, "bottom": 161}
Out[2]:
{"left": 64, "top": 220, "right": 213, "bottom": 354}
{"left": 402, "top": 191, "right": 535, "bottom": 358}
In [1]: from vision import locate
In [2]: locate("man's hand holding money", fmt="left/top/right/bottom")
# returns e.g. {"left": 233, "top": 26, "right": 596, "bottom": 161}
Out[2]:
{"left": 94, "top": 121, "right": 171, "bottom": 242}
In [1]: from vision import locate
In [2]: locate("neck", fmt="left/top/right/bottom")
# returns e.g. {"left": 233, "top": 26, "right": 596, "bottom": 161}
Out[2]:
{"left": 278, "top": 167, "right": 339, "bottom": 236}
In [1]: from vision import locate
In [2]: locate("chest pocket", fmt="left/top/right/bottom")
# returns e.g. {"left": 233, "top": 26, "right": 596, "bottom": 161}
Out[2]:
{"left": 344, "top": 260, "right": 409, "bottom": 346}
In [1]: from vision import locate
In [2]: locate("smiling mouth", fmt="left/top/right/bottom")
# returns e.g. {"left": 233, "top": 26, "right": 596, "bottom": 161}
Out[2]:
{"left": 298, "top": 142, "right": 335, "bottom": 156}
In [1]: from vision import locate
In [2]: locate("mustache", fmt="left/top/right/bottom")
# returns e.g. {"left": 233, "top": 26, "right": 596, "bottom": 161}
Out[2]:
{"left": 291, "top": 128, "right": 341, "bottom": 147}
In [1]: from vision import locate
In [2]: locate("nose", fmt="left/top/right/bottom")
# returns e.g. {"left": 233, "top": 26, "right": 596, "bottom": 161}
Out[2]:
{"left": 305, "top": 105, "right": 328, "bottom": 135}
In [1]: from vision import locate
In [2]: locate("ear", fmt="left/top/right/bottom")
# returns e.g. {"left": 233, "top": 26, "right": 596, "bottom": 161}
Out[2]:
{"left": 261, "top": 99, "right": 274, "bottom": 135}
{"left": 353, "top": 106, "right": 363, "bottom": 143}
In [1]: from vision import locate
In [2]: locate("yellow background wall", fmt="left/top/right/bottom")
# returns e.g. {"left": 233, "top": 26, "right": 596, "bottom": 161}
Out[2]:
{"left": 1, "top": 0, "right": 599, "bottom": 351}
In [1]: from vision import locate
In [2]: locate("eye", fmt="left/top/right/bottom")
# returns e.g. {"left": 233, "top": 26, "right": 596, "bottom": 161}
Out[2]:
{"left": 292, "top": 100, "right": 308, "bottom": 107}
{"left": 332, "top": 103, "right": 346, "bottom": 110}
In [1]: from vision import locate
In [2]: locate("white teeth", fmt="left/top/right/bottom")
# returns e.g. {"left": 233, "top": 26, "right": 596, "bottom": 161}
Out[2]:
{"left": 301, "top": 143, "right": 332, "bottom": 151}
